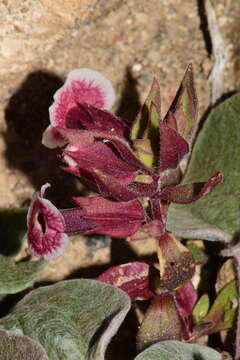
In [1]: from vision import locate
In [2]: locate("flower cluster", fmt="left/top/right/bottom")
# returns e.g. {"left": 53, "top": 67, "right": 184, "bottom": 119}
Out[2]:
{"left": 26, "top": 66, "right": 222, "bottom": 345}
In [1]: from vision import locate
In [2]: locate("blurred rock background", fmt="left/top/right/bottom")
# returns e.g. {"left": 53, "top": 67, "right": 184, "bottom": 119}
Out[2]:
{"left": 0, "top": 0, "right": 240, "bottom": 283}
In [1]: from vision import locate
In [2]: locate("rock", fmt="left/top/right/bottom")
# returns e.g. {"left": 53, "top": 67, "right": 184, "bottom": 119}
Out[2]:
{"left": 0, "top": 0, "right": 98, "bottom": 76}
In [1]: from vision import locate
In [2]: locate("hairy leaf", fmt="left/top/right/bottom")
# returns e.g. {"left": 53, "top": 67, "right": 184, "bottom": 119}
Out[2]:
{"left": 0, "top": 256, "right": 45, "bottom": 294}
{"left": 167, "top": 94, "right": 240, "bottom": 242}
{"left": 135, "top": 340, "right": 222, "bottom": 360}
{"left": 0, "top": 329, "right": 49, "bottom": 360}
{"left": 0, "top": 279, "right": 131, "bottom": 360}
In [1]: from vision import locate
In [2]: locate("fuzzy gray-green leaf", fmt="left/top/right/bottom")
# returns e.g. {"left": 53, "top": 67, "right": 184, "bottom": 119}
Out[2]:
{"left": 0, "top": 279, "right": 131, "bottom": 360}
{"left": 0, "top": 329, "right": 49, "bottom": 360}
{"left": 167, "top": 94, "right": 240, "bottom": 242}
{"left": 0, "top": 256, "right": 45, "bottom": 294}
{"left": 135, "top": 340, "right": 222, "bottom": 360}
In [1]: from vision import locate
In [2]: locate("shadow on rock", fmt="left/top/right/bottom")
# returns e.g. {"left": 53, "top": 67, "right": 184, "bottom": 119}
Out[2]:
{"left": 3, "top": 70, "right": 81, "bottom": 207}
{"left": 116, "top": 66, "right": 141, "bottom": 124}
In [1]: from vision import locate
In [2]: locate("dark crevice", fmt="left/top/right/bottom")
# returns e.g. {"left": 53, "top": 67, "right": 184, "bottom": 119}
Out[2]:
{"left": 197, "top": 0, "right": 212, "bottom": 57}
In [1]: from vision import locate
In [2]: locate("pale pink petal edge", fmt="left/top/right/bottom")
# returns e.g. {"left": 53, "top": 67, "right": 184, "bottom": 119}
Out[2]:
{"left": 42, "top": 125, "right": 67, "bottom": 149}
{"left": 49, "top": 68, "right": 116, "bottom": 126}
{"left": 28, "top": 232, "right": 69, "bottom": 260}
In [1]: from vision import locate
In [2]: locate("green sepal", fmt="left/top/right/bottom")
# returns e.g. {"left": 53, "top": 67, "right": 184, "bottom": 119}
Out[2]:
{"left": 131, "top": 77, "right": 161, "bottom": 141}
{"left": 193, "top": 294, "right": 210, "bottom": 323}
{"left": 203, "top": 280, "right": 238, "bottom": 332}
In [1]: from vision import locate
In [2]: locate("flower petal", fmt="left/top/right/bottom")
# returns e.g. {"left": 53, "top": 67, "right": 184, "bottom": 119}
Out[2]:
{"left": 43, "top": 69, "right": 115, "bottom": 148}
{"left": 73, "top": 196, "right": 145, "bottom": 237}
{"left": 128, "top": 220, "right": 164, "bottom": 242}
{"left": 97, "top": 262, "right": 156, "bottom": 300}
{"left": 176, "top": 281, "right": 197, "bottom": 317}
{"left": 159, "top": 172, "right": 223, "bottom": 204}
{"left": 27, "top": 184, "right": 69, "bottom": 260}
{"left": 50, "top": 69, "right": 115, "bottom": 126}
{"left": 62, "top": 141, "right": 138, "bottom": 185}
{"left": 42, "top": 125, "right": 67, "bottom": 149}
{"left": 93, "top": 169, "right": 139, "bottom": 201}
{"left": 159, "top": 121, "right": 189, "bottom": 172}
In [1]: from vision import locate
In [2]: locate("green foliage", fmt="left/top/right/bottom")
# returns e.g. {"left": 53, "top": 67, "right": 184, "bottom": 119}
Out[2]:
{"left": 203, "top": 280, "right": 238, "bottom": 331}
{"left": 193, "top": 294, "right": 210, "bottom": 323}
{"left": 0, "top": 279, "right": 131, "bottom": 360}
{"left": 187, "top": 243, "right": 207, "bottom": 265}
{"left": 0, "top": 255, "right": 45, "bottom": 294}
{"left": 167, "top": 94, "right": 240, "bottom": 242}
{"left": 134, "top": 340, "right": 222, "bottom": 360}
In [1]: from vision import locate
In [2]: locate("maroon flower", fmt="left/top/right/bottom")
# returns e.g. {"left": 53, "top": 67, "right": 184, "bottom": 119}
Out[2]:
{"left": 37, "top": 66, "right": 223, "bottom": 265}
{"left": 56, "top": 66, "right": 222, "bottom": 219}
{"left": 27, "top": 187, "right": 146, "bottom": 258}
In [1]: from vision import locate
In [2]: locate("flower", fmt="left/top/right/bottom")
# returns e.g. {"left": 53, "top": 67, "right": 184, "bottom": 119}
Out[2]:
{"left": 55, "top": 65, "right": 222, "bottom": 220}
{"left": 38, "top": 66, "right": 223, "bottom": 265}
{"left": 42, "top": 68, "right": 116, "bottom": 148}
{"left": 27, "top": 185, "right": 146, "bottom": 259}
{"left": 27, "top": 183, "right": 69, "bottom": 260}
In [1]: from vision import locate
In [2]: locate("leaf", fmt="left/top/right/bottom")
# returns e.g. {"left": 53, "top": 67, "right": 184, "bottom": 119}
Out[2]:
{"left": 164, "top": 64, "right": 198, "bottom": 144}
{"left": 133, "top": 139, "right": 154, "bottom": 168}
{"left": 0, "top": 329, "right": 49, "bottom": 360}
{"left": 167, "top": 94, "right": 240, "bottom": 242}
{"left": 157, "top": 232, "right": 195, "bottom": 290}
{"left": 193, "top": 294, "right": 210, "bottom": 323}
{"left": 203, "top": 280, "right": 238, "bottom": 332}
{"left": 135, "top": 340, "right": 222, "bottom": 360}
{"left": 136, "top": 294, "right": 182, "bottom": 352}
{"left": 131, "top": 78, "right": 161, "bottom": 141}
{"left": 187, "top": 243, "right": 207, "bottom": 265}
{"left": 0, "top": 255, "right": 45, "bottom": 294}
{"left": 131, "top": 78, "right": 161, "bottom": 167}
{"left": 0, "top": 279, "right": 131, "bottom": 360}
{"left": 97, "top": 262, "right": 155, "bottom": 300}
{"left": 0, "top": 208, "right": 27, "bottom": 256}
{"left": 215, "top": 259, "right": 236, "bottom": 293}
